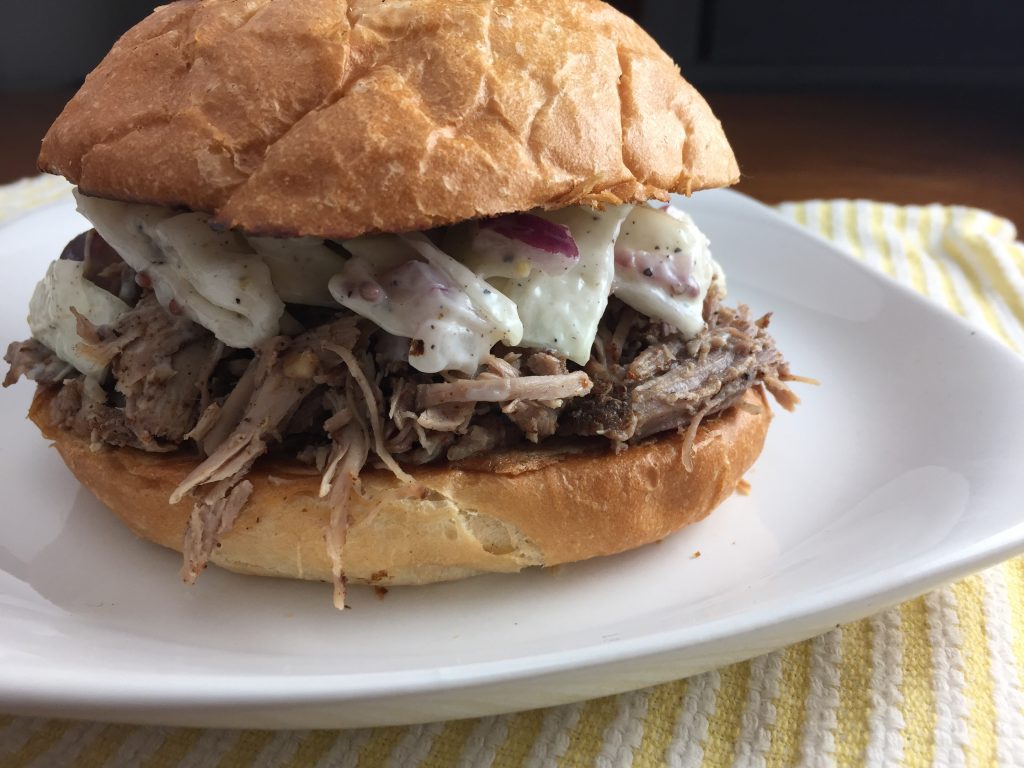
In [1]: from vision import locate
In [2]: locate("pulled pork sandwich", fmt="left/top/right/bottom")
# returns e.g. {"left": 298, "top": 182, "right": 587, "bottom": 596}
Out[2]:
{"left": 5, "top": 0, "right": 800, "bottom": 607}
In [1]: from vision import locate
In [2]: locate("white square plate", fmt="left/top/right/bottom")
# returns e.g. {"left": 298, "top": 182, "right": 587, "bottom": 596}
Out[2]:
{"left": 1, "top": 189, "right": 1023, "bottom": 729}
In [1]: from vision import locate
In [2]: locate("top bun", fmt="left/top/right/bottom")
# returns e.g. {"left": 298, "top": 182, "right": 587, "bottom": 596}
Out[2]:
{"left": 39, "top": 0, "right": 739, "bottom": 238}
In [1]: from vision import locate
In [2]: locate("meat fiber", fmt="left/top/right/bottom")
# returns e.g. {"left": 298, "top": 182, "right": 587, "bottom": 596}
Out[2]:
{"left": 3, "top": 339, "right": 74, "bottom": 387}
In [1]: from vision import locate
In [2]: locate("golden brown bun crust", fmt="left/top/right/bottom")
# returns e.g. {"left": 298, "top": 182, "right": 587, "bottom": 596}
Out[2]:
{"left": 38, "top": 0, "right": 739, "bottom": 239}
{"left": 30, "top": 387, "right": 770, "bottom": 585}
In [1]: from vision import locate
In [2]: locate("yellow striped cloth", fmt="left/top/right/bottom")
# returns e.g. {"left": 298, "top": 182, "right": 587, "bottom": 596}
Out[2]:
{"left": 2, "top": 183, "right": 1024, "bottom": 767}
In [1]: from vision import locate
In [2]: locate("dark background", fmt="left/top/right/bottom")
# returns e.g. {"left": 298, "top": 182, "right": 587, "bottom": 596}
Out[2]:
{"left": 620, "top": 0, "right": 1024, "bottom": 87}
{"left": 3, "top": 1, "right": 1024, "bottom": 89}
{"left": 1, "top": 1, "right": 1022, "bottom": 226}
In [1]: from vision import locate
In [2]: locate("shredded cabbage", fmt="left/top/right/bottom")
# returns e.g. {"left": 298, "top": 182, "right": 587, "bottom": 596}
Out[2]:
{"left": 27, "top": 260, "right": 129, "bottom": 376}
{"left": 487, "top": 205, "right": 631, "bottom": 364}
{"left": 75, "top": 191, "right": 284, "bottom": 349}
{"left": 612, "top": 204, "right": 723, "bottom": 339}
{"left": 328, "top": 234, "right": 522, "bottom": 374}
{"left": 71, "top": 189, "right": 725, "bottom": 369}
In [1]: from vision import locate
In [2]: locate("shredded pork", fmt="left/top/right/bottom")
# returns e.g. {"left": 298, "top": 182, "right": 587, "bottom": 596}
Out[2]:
{"left": 416, "top": 371, "right": 593, "bottom": 409}
{"left": 3, "top": 339, "right": 73, "bottom": 387}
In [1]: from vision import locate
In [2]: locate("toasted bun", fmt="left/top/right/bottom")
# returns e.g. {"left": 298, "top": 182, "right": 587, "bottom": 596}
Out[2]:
{"left": 38, "top": 0, "right": 738, "bottom": 239}
{"left": 30, "top": 387, "right": 770, "bottom": 586}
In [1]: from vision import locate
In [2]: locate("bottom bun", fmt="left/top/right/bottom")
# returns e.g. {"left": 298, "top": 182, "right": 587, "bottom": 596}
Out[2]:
{"left": 30, "top": 386, "right": 771, "bottom": 586}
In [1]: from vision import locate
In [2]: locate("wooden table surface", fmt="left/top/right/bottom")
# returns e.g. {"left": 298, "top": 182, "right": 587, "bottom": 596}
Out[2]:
{"left": 2, "top": 87, "right": 1022, "bottom": 230}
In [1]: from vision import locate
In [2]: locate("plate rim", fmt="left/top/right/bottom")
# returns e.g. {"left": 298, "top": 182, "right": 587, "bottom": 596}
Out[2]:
{"left": 2, "top": 527, "right": 1024, "bottom": 710}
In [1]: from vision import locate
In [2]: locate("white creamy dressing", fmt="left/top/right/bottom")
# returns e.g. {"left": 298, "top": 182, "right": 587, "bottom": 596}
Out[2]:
{"left": 28, "top": 260, "right": 130, "bottom": 377}
{"left": 248, "top": 236, "right": 346, "bottom": 308}
{"left": 612, "top": 204, "right": 724, "bottom": 339}
{"left": 328, "top": 234, "right": 523, "bottom": 374}
{"left": 75, "top": 191, "right": 284, "bottom": 350}
{"left": 34, "top": 190, "right": 725, "bottom": 377}
{"left": 459, "top": 205, "right": 631, "bottom": 365}
{"left": 449, "top": 204, "right": 723, "bottom": 364}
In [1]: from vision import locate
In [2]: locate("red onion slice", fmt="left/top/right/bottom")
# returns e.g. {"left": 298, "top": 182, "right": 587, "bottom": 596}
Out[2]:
{"left": 470, "top": 213, "right": 581, "bottom": 277}
{"left": 59, "top": 231, "right": 89, "bottom": 262}
{"left": 478, "top": 213, "right": 579, "bottom": 259}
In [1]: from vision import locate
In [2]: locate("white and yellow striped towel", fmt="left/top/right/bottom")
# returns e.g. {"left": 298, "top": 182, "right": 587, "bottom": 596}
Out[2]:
{"left": 2, "top": 181, "right": 1024, "bottom": 767}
